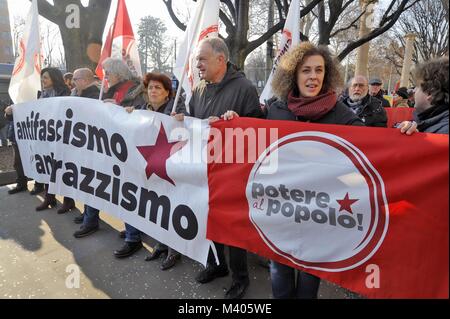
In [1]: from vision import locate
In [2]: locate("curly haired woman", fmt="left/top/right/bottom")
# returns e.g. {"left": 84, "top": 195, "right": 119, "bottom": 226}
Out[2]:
{"left": 266, "top": 42, "right": 365, "bottom": 299}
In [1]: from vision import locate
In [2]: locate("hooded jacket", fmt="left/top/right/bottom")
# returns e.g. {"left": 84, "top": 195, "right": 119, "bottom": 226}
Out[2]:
{"left": 188, "top": 62, "right": 264, "bottom": 119}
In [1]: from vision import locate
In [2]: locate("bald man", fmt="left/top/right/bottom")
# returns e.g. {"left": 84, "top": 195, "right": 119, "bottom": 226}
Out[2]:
{"left": 72, "top": 68, "right": 100, "bottom": 99}
{"left": 341, "top": 75, "right": 387, "bottom": 127}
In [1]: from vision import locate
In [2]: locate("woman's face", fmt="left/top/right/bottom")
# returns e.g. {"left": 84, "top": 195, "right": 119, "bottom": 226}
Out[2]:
{"left": 147, "top": 80, "right": 170, "bottom": 108}
{"left": 296, "top": 55, "right": 325, "bottom": 97}
{"left": 105, "top": 71, "right": 120, "bottom": 87}
{"left": 41, "top": 72, "right": 53, "bottom": 89}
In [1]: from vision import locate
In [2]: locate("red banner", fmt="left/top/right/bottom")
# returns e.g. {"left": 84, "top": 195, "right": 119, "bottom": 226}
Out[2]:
{"left": 207, "top": 118, "right": 448, "bottom": 298}
{"left": 385, "top": 107, "right": 415, "bottom": 128}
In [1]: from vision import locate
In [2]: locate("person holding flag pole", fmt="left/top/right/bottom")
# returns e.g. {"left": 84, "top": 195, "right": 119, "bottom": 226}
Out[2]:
{"left": 74, "top": 0, "right": 147, "bottom": 249}
{"left": 95, "top": 0, "right": 143, "bottom": 101}
{"left": 4, "top": 0, "right": 42, "bottom": 195}
{"left": 172, "top": 0, "right": 265, "bottom": 298}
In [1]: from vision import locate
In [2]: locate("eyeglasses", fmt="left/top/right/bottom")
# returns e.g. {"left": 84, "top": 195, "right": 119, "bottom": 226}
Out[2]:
{"left": 351, "top": 83, "right": 367, "bottom": 88}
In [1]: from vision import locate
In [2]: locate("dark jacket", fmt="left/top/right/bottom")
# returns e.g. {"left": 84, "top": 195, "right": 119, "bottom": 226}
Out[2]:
{"left": 79, "top": 84, "right": 100, "bottom": 99}
{"left": 38, "top": 86, "right": 71, "bottom": 99}
{"left": 266, "top": 99, "right": 365, "bottom": 126}
{"left": 0, "top": 102, "right": 7, "bottom": 130}
{"left": 414, "top": 104, "right": 449, "bottom": 134}
{"left": 373, "top": 91, "right": 391, "bottom": 108}
{"left": 104, "top": 80, "right": 146, "bottom": 107}
{"left": 189, "top": 62, "right": 264, "bottom": 119}
{"left": 341, "top": 94, "right": 387, "bottom": 127}
{"left": 136, "top": 97, "right": 188, "bottom": 116}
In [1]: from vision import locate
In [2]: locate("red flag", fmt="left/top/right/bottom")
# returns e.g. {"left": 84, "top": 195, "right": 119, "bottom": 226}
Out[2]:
{"left": 95, "top": 0, "right": 142, "bottom": 80}
{"left": 207, "top": 118, "right": 448, "bottom": 298}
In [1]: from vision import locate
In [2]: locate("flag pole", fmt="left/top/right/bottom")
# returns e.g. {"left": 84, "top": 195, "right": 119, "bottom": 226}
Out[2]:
{"left": 171, "top": 0, "right": 206, "bottom": 114}
{"left": 99, "top": 0, "right": 121, "bottom": 101}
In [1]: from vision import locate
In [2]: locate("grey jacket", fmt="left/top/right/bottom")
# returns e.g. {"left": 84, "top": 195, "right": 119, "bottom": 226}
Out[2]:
{"left": 415, "top": 105, "right": 449, "bottom": 134}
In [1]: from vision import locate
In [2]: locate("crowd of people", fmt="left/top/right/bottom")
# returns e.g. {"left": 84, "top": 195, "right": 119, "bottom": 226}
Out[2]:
{"left": 2, "top": 38, "right": 449, "bottom": 299}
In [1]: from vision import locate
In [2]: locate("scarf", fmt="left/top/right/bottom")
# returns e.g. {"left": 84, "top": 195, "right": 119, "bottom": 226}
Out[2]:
{"left": 287, "top": 90, "right": 337, "bottom": 121}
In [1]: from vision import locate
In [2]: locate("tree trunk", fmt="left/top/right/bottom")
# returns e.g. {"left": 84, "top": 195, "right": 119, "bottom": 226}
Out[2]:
{"left": 35, "top": 0, "right": 111, "bottom": 71}
{"left": 228, "top": 0, "right": 250, "bottom": 69}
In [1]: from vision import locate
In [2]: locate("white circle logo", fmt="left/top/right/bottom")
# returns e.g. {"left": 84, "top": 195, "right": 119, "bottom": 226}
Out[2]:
{"left": 246, "top": 132, "right": 389, "bottom": 272}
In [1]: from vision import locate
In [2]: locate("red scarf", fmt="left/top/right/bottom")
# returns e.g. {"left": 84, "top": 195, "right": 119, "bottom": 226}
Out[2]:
{"left": 287, "top": 90, "right": 337, "bottom": 121}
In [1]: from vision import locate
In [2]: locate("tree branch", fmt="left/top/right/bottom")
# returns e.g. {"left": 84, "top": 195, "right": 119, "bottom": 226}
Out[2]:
{"left": 219, "top": 9, "right": 235, "bottom": 34}
{"left": 34, "top": 0, "right": 60, "bottom": 23}
{"left": 301, "top": 0, "right": 323, "bottom": 18}
{"left": 338, "top": 0, "right": 413, "bottom": 61}
{"left": 330, "top": 9, "right": 364, "bottom": 37}
{"left": 221, "top": 0, "right": 237, "bottom": 23}
{"left": 162, "top": 0, "right": 187, "bottom": 31}
{"left": 245, "top": 20, "right": 284, "bottom": 56}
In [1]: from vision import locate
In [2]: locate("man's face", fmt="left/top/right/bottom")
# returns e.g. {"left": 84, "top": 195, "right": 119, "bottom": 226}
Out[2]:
{"left": 349, "top": 77, "right": 369, "bottom": 102}
{"left": 72, "top": 71, "right": 87, "bottom": 91}
{"left": 369, "top": 84, "right": 382, "bottom": 96}
{"left": 195, "top": 42, "right": 221, "bottom": 82}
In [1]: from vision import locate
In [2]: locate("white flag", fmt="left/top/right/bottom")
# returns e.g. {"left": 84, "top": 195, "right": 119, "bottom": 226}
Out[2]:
{"left": 173, "top": 0, "right": 220, "bottom": 107}
{"left": 260, "top": 0, "right": 301, "bottom": 106}
{"left": 8, "top": 0, "right": 41, "bottom": 104}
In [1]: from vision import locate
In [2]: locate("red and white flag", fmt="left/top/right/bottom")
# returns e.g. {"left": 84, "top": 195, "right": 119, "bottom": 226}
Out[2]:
{"left": 173, "top": 0, "right": 220, "bottom": 107}
{"left": 8, "top": 0, "right": 41, "bottom": 104}
{"left": 260, "top": 0, "right": 301, "bottom": 106}
{"left": 207, "top": 118, "right": 448, "bottom": 299}
{"left": 95, "top": 0, "right": 142, "bottom": 80}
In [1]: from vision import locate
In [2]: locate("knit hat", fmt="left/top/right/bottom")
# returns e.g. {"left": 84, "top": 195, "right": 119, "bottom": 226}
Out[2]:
{"left": 396, "top": 87, "right": 409, "bottom": 99}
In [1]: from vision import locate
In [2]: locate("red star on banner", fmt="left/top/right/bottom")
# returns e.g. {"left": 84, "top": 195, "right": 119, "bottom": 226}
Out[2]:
{"left": 137, "top": 125, "right": 187, "bottom": 186}
{"left": 336, "top": 193, "right": 359, "bottom": 214}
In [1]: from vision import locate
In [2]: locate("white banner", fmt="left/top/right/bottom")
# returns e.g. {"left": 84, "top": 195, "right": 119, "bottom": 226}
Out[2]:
{"left": 260, "top": 0, "right": 301, "bottom": 106}
{"left": 12, "top": 97, "right": 212, "bottom": 265}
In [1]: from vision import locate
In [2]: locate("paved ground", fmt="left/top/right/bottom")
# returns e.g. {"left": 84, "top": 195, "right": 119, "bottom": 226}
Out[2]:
{"left": 0, "top": 145, "right": 13, "bottom": 172}
{"left": 0, "top": 182, "right": 358, "bottom": 299}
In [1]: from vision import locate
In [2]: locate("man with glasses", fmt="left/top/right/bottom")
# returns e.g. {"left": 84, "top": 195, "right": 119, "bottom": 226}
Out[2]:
{"left": 342, "top": 75, "right": 387, "bottom": 127}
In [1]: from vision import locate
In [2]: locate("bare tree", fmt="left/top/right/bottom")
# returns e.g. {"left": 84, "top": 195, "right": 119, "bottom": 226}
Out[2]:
{"left": 441, "top": 0, "right": 449, "bottom": 22}
{"left": 394, "top": 0, "right": 449, "bottom": 62}
{"left": 164, "top": 0, "right": 420, "bottom": 67}
{"left": 321, "top": 0, "right": 421, "bottom": 61}
{"left": 33, "top": 0, "right": 111, "bottom": 72}
{"left": 163, "top": 0, "right": 323, "bottom": 68}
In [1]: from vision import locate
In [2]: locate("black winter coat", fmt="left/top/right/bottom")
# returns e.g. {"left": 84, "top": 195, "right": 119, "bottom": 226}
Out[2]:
{"left": 79, "top": 84, "right": 100, "bottom": 99}
{"left": 341, "top": 95, "right": 387, "bottom": 127}
{"left": 189, "top": 62, "right": 264, "bottom": 119}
